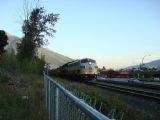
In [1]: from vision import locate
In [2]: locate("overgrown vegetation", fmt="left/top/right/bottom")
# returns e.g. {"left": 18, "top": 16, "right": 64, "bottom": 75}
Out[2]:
{"left": 0, "top": 69, "right": 48, "bottom": 120}
{"left": 0, "top": 52, "right": 45, "bottom": 74}
{"left": 0, "top": 49, "right": 47, "bottom": 120}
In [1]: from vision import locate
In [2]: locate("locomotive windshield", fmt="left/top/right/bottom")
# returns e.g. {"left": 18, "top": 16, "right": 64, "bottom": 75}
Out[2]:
{"left": 81, "top": 59, "right": 96, "bottom": 63}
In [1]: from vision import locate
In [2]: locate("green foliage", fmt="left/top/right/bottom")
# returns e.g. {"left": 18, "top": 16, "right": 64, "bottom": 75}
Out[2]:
{"left": 0, "top": 72, "right": 48, "bottom": 120}
{"left": 0, "top": 52, "right": 18, "bottom": 71}
{"left": 0, "top": 30, "right": 8, "bottom": 55}
{"left": 17, "top": 7, "right": 59, "bottom": 59}
{"left": 0, "top": 52, "right": 47, "bottom": 119}
{"left": 0, "top": 52, "right": 45, "bottom": 74}
{"left": 19, "top": 57, "right": 45, "bottom": 74}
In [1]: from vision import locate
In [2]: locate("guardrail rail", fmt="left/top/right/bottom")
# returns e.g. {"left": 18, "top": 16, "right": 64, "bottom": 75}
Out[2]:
{"left": 43, "top": 73, "right": 110, "bottom": 120}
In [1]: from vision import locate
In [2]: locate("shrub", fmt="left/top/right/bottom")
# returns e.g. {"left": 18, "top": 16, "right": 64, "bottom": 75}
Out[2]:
{"left": 19, "top": 58, "right": 45, "bottom": 74}
{"left": 0, "top": 52, "right": 45, "bottom": 75}
{"left": 0, "top": 52, "right": 18, "bottom": 71}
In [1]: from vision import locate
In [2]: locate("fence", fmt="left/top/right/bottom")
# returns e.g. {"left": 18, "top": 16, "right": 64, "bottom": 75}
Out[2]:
{"left": 43, "top": 73, "right": 110, "bottom": 120}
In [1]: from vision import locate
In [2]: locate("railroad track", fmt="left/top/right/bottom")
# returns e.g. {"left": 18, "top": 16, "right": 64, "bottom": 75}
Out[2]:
{"left": 87, "top": 81, "right": 160, "bottom": 102}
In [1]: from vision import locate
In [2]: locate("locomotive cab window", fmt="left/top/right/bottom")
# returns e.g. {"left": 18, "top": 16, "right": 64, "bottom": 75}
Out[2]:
{"left": 89, "top": 59, "right": 96, "bottom": 63}
{"left": 81, "top": 59, "right": 88, "bottom": 63}
{"left": 81, "top": 59, "right": 96, "bottom": 63}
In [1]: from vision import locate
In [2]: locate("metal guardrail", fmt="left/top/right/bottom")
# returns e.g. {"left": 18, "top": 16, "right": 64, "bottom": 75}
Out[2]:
{"left": 43, "top": 73, "right": 110, "bottom": 120}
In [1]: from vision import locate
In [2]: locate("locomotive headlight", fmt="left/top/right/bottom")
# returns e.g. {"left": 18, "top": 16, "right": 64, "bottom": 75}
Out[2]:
{"left": 89, "top": 62, "right": 92, "bottom": 65}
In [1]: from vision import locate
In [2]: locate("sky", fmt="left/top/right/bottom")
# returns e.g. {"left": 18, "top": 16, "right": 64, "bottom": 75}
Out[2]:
{"left": 1, "top": 0, "right": 160, "bottom": 69}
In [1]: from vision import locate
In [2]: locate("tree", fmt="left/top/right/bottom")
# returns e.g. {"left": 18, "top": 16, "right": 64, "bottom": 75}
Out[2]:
{"left": 0, "top": 30, "right": 8, "bottom": 55}
{"left": 17, "top": 7, "right": 59, "bottom": 59}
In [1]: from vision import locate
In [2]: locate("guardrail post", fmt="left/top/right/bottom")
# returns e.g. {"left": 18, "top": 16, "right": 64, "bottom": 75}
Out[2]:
{"left": 43, "top": 74, "right": 47, "bottom": 108}
{"left": 50, "top": 83, "right": 54, "bottom": 120}
{"left": 48, "top": 80, "right": 51, "bottom": 120}
{"left": 120, "top": 112, "right": 124, "bottom": 120}
{"left": 54, "top": 87, "right": 59, "bottom": 120}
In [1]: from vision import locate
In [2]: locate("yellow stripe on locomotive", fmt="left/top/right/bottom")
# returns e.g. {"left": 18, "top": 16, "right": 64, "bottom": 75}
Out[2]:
{"left": 80, "top": 67, "right": 98, "bottom": 75}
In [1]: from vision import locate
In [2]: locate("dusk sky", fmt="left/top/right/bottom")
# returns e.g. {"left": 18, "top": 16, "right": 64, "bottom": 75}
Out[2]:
{"left": 1, "top": 0, "right": 160, "bottom": 69}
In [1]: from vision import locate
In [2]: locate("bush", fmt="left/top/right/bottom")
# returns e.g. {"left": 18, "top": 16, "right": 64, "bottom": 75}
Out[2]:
{"left": 0, "top": 52, "right": 18, "bottom": 71}
{"left": 0, "top": 52, "right": 45, "bottom": 74}
{"left": 19, "top": 58, "right": 45, "bottom": 74}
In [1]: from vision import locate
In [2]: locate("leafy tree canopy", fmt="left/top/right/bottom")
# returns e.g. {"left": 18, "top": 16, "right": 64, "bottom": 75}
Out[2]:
{"left": 0, "top": 30, "right": 8, "bottom": 55}
{"left": 17, "top": 7, "right": 59, "bottom": 59}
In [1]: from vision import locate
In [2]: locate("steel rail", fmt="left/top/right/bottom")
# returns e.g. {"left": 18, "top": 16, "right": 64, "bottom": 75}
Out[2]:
{"left": 97, "top": 79, "right": 160, "bottom": 91}
{"left": 87, "top": 81, "right": 160, "bottom": 102}
{"left": 95, "top": 81, "right": 160, "bottom": 96}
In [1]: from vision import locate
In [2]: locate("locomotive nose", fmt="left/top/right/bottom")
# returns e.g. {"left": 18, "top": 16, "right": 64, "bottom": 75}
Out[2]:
{"left": 89, "top": 67, "right": 92, "bottom": 70}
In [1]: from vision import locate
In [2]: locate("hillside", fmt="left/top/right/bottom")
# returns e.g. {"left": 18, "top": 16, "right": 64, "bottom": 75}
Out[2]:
{"left": 4, "top": 32, "right": 73, "bottom": 69}
{"left": 127, "top": 59, "right": 160, "bottom": 69}
{"left": 146, "top": 59, "right": 160, "bottom": 66}
{"left": 38, "top": 48, "right": 72, "bottom": 68}
{"left": 5, "top": 33, "right": 21, "bottom": 54}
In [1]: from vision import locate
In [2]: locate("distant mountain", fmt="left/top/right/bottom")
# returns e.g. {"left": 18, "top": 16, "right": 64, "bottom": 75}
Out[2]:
{"left": 5, "top": 32, "right": 21, "bottom": 54}
{"left": 146, "top": 59, "right": 160, "bottom": 66}
{"left": 4, "top": 31, "right": 73, "bottom": 69}
{"left": 127, "top": 59, "right": 160, "bottom": 69}
{"left": 37, "top": 48, "right": 72, "bottom": 68}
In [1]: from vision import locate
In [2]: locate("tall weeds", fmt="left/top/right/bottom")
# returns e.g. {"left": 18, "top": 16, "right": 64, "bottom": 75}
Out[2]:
{"left": 0, "top": 52, "right": 48, "bottom": 120}
{"left": 0, "top": 52, "right": 45, "bottom": 74}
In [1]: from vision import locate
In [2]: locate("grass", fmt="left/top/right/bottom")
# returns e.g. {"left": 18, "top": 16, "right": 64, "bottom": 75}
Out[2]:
{"left": 0, "top": 71, "right": 48, "bottom": 120}
{"left": 0, "top": 53, "right": 48, "bottom": 120}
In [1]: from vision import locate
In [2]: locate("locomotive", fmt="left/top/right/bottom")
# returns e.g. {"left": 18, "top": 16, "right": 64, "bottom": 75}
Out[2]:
{"left": 55, "top": 58, "right": 98, "bottom": 80}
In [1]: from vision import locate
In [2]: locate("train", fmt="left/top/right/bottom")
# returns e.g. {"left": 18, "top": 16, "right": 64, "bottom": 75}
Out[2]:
{"left": 54, "top": 58, "right": 99, "bottom": 81}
